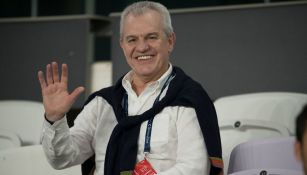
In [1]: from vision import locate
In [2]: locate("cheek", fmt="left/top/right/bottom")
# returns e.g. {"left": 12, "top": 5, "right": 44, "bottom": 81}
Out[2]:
{"left": 155, "top": 42, "right": 168, "bottom": 53}
{"left": 122, "top": 46, "right": 133, "bottom": 58}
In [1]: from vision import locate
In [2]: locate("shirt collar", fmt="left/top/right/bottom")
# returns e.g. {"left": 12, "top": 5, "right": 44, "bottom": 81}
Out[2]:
{"left": 122, "top": 64, "right": 173, "bottom": 94}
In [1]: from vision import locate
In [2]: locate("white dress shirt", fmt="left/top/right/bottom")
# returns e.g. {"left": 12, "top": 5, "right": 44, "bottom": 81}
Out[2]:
{"left": 41, "top": 64, "right": 209, "bottom": 175}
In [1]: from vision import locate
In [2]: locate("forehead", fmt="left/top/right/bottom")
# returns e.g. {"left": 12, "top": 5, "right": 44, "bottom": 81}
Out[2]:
{"left": 122, "top": 10, "right": 164, "bottom": 36}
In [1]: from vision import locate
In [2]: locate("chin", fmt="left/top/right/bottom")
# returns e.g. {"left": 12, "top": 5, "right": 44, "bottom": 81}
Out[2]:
{"left": 135, "top": 67, "right": 155, "bottom": 75}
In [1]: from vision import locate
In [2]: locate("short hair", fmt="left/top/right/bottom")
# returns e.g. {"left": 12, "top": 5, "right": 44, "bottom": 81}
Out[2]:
{"left": 120, "top": 1, "right": 174, "bottom": 40}
{"left": 296, "top": 104, "right": 307, "bottom": 143}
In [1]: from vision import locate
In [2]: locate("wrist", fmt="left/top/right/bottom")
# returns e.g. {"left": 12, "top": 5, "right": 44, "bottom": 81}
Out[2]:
{"left": 44, "top": 114, "right": 55, "bottom": 125}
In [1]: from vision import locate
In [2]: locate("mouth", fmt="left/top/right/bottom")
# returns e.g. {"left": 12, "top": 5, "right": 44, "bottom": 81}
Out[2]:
{"left": 135, "top": 55, "right": 154, "bottom": 60}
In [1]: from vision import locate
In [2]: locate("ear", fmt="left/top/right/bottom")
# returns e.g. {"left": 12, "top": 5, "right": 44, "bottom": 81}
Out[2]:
{"left": 295, "top": 141, "right": 303, "bottom": 161}
{"left": 167, "top": 32, "right": 176, "bottom": 53}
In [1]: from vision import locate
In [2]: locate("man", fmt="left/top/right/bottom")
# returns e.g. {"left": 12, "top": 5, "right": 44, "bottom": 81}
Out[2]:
{"left": 38, "top": 1, "right": 223, "bottom": 175}
{"left": 295, "top": 105, "right": 307, "bottom": 175}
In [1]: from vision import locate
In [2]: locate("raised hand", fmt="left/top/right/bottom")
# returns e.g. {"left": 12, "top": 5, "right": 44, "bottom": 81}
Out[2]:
{"left": 38, "top": 62, "right": 85, "bottom": 122}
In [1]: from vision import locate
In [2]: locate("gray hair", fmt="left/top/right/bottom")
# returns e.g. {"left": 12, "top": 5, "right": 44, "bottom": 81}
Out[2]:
{"left": 120, "top": 1, "right": 174, "bottom": 40}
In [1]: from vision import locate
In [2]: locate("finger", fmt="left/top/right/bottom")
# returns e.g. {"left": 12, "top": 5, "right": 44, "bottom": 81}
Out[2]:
{"left": 52, "top": 62, "right": 60, "bottom": 83}
{"left": 37, "top": 71, "right": 47, "bottom": 89}
{"left": 61, "top": 63, "right": 68, "bottom": 84}
{"left": 69, "top": 86, "right": 85, "bottom": 102}
{"left": 46, "top": 64, "right": 53, "bottom": 85}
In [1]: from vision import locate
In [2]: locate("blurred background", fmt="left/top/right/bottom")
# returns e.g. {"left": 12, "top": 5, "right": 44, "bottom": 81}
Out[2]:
{"left": 0, "top": 0, "right": 306, "bottom": 110}
{"left": 0, "top": 0, "right": 299, "bottom": 17}
{"left": 0, "top": 1, "right": 307, "bottom": 174}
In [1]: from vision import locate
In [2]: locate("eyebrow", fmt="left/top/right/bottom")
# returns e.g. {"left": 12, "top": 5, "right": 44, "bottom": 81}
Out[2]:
{"left": 125, "top": 35, "right": 136, "bottom": 40}
{"left": 147, "top": 32, "right": 159, "bottom": 36}
{"left": 125, "top": 32, "right": 160, "bottom": 39}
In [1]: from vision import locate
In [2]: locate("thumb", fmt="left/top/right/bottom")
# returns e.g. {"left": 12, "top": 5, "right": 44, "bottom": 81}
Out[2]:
{"left": 70, "top": 86, "right": 85, "bottom": 102}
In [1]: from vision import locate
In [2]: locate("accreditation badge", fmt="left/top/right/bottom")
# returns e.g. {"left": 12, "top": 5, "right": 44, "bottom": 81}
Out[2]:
{"left": 133, "top": 158, "right": 157, "bottom": 175}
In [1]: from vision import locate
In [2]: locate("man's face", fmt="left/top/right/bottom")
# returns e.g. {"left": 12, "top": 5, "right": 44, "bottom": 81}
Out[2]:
{"left": 295, "top": 130, "right": 307, "bottom": 174}
{"left": 120, "top": 10, "right": 175, "bottom": 82}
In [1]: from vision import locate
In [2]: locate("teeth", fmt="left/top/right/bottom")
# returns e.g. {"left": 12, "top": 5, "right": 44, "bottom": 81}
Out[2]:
{"left": 137, "top": 55, "right": 151, "bottom": 60}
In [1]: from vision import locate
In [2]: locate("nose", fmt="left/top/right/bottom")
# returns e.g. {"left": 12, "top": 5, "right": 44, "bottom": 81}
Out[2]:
{"left": 136, "top": 40, "right": 149, "bottom": 52}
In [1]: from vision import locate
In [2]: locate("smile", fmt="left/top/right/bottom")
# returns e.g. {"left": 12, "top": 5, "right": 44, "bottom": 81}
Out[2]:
{"left": 136, "top": 55, "right": 153, "bottom": 60}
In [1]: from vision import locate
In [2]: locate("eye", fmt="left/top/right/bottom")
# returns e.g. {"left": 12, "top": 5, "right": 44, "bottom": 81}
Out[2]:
{"left": 127, "top": 38, "right": 136, "bottom": 43}
{"left": 148, "top": 35, "right": 158, "bottom": 40}
{"left": 125, "top": 36, "right": 137, "bottom": 43}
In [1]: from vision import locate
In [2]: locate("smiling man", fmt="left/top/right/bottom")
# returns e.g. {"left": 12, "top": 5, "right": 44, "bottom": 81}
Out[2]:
{"left": 120, "top": 8, "right": 175, "bottom": 96}
{"left": 38, "top": 1, "right": 223, "bottom": 175}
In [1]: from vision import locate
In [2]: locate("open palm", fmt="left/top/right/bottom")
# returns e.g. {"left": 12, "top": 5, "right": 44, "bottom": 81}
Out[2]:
{"left": 38, "top": 62, "right": 84, "bottom": 122}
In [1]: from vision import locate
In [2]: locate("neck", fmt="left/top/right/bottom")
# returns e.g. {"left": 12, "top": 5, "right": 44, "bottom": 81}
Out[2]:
{"left": 131, "top": 76, "right": 153, "bottom": 96}
{"left": 131, "top": 66, "right": 169, "bottom": 96}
